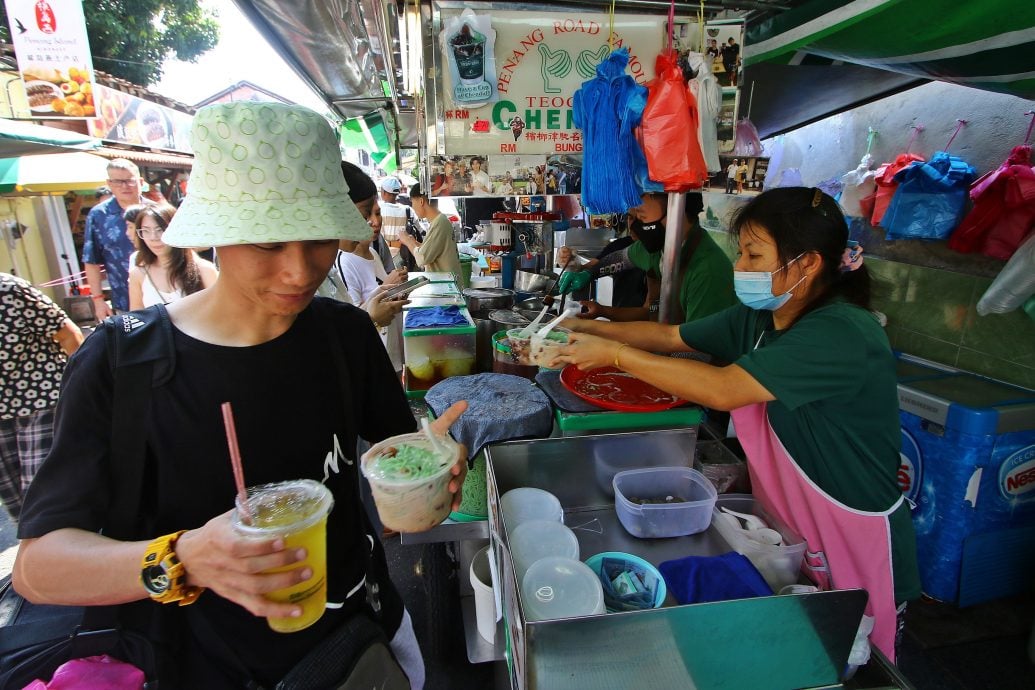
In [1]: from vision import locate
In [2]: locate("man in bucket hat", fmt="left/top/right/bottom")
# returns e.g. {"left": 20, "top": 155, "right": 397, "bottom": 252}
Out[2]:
{"left": 14, "top": 102, "right": 466, "bottom": 689}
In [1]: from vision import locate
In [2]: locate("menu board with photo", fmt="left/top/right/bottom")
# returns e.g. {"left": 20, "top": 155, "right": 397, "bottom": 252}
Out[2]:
{"left": 87, "top": 84, "right": 194, "bottom": 154}
{"left": 433, "top": 7, "right": 665, "bottom": 156}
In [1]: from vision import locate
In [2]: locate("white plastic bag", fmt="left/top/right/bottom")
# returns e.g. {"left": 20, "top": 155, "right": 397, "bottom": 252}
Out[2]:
{"left": 976, "top": 231, "right": 1035, "bottom": 315}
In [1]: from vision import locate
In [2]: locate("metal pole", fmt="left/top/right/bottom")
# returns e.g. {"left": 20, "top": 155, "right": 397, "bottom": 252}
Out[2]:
{"left": 658, "top": 192, "right": 686, "bottom": 324}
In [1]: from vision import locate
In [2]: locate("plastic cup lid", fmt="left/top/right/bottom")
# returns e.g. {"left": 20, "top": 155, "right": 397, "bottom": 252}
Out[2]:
{"left": 510, "top": 520, "right": 579, "bottom": 580}
{"left": 521, "top": 556, "right": 604, "bottom": 621}
{"left": 501, "top": 488, "right": 563, "bottom": 530}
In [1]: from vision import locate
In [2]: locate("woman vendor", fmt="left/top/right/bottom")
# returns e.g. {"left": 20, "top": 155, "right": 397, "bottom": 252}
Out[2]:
{"left": 553, "top": 187, "right": 920, "bottom": 664}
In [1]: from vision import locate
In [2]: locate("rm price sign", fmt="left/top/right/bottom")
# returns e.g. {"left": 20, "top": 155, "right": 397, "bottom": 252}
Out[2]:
{"left": 437, "top": 10, "right": 663, "bottom": 156}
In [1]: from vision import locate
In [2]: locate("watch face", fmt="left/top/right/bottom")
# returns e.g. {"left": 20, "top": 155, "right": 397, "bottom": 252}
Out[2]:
{"left": 143, "top": 563, "right": 170, "bottom": 595}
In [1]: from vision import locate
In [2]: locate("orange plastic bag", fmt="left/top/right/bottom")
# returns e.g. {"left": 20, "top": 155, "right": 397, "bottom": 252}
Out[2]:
{"left": 639, "top": 49, "right": 708, "bottom": 192}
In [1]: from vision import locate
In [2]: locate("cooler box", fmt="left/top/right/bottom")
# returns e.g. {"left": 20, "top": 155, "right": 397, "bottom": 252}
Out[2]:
{"left": 402, "top": 307, "right": 476, "bottom": 392}
{"left": 896, "top": 354, "right": 1035, "bottom": 606}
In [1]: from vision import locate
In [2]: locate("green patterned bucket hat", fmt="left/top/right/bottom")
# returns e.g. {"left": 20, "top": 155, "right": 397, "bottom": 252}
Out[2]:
{"left": 164, "top": 102, "right": 371, "bottom": 248}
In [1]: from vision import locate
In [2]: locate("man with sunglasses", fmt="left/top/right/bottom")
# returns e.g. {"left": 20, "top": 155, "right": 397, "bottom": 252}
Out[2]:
{"left": 82, "top": 159, "right": 144, "bottom": 321}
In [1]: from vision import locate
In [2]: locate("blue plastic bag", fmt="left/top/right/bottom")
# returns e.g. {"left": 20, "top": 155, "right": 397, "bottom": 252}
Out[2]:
{"left": 882, "top": 151, "right": 977, "bottom": 241}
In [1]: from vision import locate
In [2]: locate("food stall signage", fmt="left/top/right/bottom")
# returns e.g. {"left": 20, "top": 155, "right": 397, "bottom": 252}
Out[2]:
{"left": 87, "top": 84, "right": 194, "bottom": 154}
{"left": 5, "top": 0, "right": 98, "bottom": 119}
{"left": 437, "top": 9, "right": 663, "bottom": 156}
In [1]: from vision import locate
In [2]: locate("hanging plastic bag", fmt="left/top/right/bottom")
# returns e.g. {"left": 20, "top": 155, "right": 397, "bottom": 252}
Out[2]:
{"left": 871, "top": 153, "right": 924, "bottom": 226}
{"left": 839, "top": 154, "right": 877, "bottom": 218}
{"left": 882, "top": 151, "right": 977, "bottom": 241}
{"left": 573, "top": 47, "right": 651, "bottom": 214}
{"left": 948, "top": 145, "right": 1035, "bottom": 260}
{"left": 732, "top": 117, "right": 763, "bottom": 157}
{"left": 976, "top": 231, "right": 1035, "bottom": 315}
{"left": 640, "top": 49, "right": 708, "bottom": 191}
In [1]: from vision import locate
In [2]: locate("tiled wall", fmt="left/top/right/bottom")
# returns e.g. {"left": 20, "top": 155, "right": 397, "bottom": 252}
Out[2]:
{"left": 867, "top": 257, "right": 1035, "bottom": 390}
{"left": 705, "top": 230, "right": 1035, "bottom": 391}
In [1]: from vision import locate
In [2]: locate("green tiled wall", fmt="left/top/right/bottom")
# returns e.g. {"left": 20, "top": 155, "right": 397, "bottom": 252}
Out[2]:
{"left": 705, "top": 231, "right": 1035, "bottom": 390}
{"left": 869, "top": 257, "right": 1035, "bottom": 390}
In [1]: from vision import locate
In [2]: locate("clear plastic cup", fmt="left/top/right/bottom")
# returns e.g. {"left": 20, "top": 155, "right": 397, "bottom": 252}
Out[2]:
{"left": 529, "top": 329, "right": 569, "bottom": 368}
{"left": 233, "top": 479, "right": 334, "bottom": 633}
{"left": 505, "top": 328, "right": 534, "bottom": 366}
{"left": 361, "top": 431, "right": 459, "bottom": 532}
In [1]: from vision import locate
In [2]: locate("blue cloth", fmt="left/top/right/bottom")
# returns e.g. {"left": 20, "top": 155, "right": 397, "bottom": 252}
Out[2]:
{"left": 883, "top": 151, "right": 977, "bottom": 241}
{"left": 426, "top": 373, "right": 553, "bottom": 461}
{"left": 404, "top": 306, "right": 469, "bottom": 329}
{"left": 659, "top": 552, "right": 773, "bottom": 605}
{"left": 82, "top": 197, "right": 136, "bottom": 311}
{"left": 573, "top": 48, "right": 655, "bottom": 215}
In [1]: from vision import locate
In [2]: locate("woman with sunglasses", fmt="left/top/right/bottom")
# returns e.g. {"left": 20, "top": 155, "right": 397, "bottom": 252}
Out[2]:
{"left": 128, "top": 203, "right": 218, "bottom": 309}
{"left": 553, "top": 187, "right": 919, "bottom": 669}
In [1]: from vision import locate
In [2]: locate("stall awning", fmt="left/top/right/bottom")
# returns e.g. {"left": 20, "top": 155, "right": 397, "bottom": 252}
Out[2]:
{"left": 0, "top": 152, "right": 109, "bottom": 193}
{"left": 745, "top": 0, "right": 1035, "bottom": 100}
{"left": 0, "top": 118, "right": 100, "bottom": 157}
{"left": 93, "top": 146, "right": 194, "bottom": 171}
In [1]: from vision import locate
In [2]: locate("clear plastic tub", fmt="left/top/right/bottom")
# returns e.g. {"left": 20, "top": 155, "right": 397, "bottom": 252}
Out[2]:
{"left": 612, "top": 467, "right": 716, "bottom": 538}
{"left": 710, "top": 494, "right": 808, "bottom": 591}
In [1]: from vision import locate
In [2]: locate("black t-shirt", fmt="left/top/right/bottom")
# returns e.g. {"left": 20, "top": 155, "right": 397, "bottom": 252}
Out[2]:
{"left": 19, "top": 298, "right": 416, "bottom": 687}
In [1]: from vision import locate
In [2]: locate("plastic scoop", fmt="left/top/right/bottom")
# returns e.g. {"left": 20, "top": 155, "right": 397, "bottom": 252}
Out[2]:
{"left": 720, "top": 506, "right": 768, "bottom": 531}
{"left": 421, "top": 416, "right": 446, "bottom": 457}
{"left": 518, "top": 303, "right": 551, "bottom": 338}
{"left": 744, "top": 527, "right": 784, "bottom": 546}
{"left": 535, "top": 305, "right": 579, "bottom": 339}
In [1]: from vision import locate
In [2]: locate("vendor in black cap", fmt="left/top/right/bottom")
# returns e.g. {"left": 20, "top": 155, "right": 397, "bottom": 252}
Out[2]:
{"left": 399, "top": 183, "right": 462, "bottom": 277}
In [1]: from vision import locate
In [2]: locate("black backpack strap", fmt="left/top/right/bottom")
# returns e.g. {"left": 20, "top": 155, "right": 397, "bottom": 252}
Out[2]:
{"left": 103, "top": 305, "right": 175, "bottom": 539}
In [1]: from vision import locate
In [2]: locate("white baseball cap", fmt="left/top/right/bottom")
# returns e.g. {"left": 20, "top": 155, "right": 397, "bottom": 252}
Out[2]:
{"left": 380, "top": 177, "right": 402, "bottom": 194}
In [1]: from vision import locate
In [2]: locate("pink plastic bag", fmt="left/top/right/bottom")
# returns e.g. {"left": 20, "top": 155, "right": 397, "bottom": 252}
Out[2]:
{"left": 23, "top": 654, "right": 144, "bottom": 690}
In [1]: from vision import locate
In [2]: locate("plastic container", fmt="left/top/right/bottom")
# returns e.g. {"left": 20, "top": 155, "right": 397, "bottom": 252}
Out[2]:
{"left": 506, "top": 327, "right": 569, "bottom": 367}
{"left": 520, "top": 556, "right": 605, "bottom": 622}
{"left": 510, "top": 520, "right": 580, "bottom": 581}
{"left": 612, "top": 467, "right": 716, "bottom": 538}
{"left": 492, "top": 331, "right": 538, "bottom": 381}
{"left": 470, "top": 545, "right": 496, "bottom": 643}
{"left": 402, "top": 307, "right": 476, "bottom": 392}
{"left": 360, "top": 431, "right": 459, "bottom": 532}
{"left": 529, "top": 329, "right": 569, "bottom": 368}
{"left": 710, "top": 494, "right": 808, "bottom": 592}
{"left": 584, "top": 551, "right": 667, "bottom": 612}
{"left": 500, "top": 487, "right": 563, "bottom": 531}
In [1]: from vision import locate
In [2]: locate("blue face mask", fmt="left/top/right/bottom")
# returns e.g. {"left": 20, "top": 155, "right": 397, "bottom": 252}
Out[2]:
{"left": 733, "top": 253, "right": 806, "bottom": 311}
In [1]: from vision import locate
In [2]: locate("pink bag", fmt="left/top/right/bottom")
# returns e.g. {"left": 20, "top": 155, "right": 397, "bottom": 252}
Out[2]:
{"left": 23, "top": 654, "right": 144, "bottom": 690}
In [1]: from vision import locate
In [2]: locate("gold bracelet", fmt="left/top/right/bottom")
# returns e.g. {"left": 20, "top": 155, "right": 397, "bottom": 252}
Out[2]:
{"left": 614, "top": 343, "right": 630, "bottom": 369}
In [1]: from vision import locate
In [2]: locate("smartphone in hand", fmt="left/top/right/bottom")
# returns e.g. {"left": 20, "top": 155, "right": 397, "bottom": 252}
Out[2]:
{"left": 380, "top": 276, "right": 430, "bottom": 300}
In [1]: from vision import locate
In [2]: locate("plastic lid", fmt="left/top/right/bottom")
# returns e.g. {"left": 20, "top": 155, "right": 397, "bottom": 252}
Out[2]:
{"left": 501, "top": 488, "right": 563, "bottom": 530}
{"left": 521, "top": 557, "right": 604, "bottom": 621}
{"left": 510, "top": 520, "right": 580, "bottom": 580}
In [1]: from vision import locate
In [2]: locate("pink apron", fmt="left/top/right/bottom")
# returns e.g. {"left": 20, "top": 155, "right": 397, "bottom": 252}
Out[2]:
{"left": 731, "top": 402, "right": 901, "bottom": 662}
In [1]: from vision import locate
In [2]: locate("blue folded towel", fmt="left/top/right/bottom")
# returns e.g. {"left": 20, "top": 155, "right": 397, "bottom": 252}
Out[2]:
{"left": 404, "top": 306, "right": 469, "bottom": 329}
{"left": 659, "top": 552, "right": 773, "bottom": 605}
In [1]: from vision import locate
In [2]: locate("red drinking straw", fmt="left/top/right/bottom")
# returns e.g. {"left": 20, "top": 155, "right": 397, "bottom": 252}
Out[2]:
{"left": 221, "top": 401, "right": 252, "bottom": 524}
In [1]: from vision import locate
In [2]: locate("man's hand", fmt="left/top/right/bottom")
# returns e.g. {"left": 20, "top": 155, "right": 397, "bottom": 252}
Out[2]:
{"left": 175, "top": 512, "right": 314, "bottom": 621}
{"left": 362, "top": 287, "right": 407, "bottom": 328}
{"left": 92, "top": 297, "right": 113, "bottom": 320}
{"left": 429, "top": 401, "right": 469, "bottom": 513}
{"left": 576, "top": 300, "right": 605, "bottom": 320}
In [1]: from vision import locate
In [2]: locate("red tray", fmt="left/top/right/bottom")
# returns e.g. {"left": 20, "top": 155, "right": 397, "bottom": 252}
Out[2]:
{"left": 559, "top": 365, "right": 684, "bottom": 413}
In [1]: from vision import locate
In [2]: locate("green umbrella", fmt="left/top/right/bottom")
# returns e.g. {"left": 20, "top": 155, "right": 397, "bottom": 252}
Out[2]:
{"left": 0, "top": 152, "right": 109, "bottom": 194}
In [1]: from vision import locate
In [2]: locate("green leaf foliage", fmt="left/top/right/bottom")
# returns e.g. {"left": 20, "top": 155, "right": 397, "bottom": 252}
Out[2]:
{"left": 1, "top": 0, "right": 219, "bottom": 86}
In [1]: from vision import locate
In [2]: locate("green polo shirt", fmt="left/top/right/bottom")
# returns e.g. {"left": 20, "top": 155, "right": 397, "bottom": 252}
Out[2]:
{"left": 679, "top": 301, "right": 921, "bottom": 602}
{"left": 627, "top": 228, "right": 736, "bottom": 323}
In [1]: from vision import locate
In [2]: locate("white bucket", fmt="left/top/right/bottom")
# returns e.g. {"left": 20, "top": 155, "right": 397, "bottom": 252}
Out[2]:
{"left": 470, "top": 545, "right": 496, "bottom": 643}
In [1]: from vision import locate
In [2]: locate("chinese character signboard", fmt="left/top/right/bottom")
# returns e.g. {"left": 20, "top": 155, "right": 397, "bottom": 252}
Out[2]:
{"left": 435, "top": 9, "right": 664, "bottom": 156}
{"left": 87, "top": 84, "right": 194, "bottom": 154}
{"left": 5, "top": 0, "right": 97, "bottom": 118}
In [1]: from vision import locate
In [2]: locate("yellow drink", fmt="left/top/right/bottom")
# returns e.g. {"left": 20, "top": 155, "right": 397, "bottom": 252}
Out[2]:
{"left": 233, "top": 479, "right": 334, "bottom": 633}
